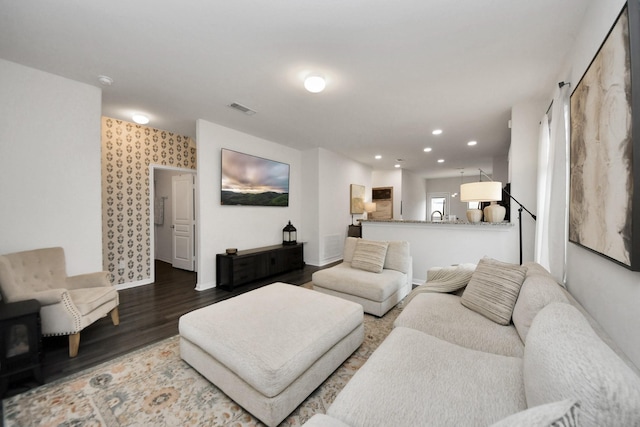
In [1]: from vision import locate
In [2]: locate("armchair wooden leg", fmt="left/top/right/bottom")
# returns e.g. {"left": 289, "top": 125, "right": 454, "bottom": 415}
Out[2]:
{"left": 69, "top": 333, "right": 80, "bottom": 358}
{"left": 110, "top": 307, "right": 120, "bottom": 326}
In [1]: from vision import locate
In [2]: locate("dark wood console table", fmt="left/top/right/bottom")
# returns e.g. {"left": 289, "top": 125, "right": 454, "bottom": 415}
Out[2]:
{"left": 216, "top": 243, "right": 304, "bottom": 290}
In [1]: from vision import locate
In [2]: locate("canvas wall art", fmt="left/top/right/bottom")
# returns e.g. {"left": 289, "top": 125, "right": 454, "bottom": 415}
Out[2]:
{"left": 569, "top": 2, "right": 640, "bottom": 270}
{"left": 350, "top": 184, "right": 365, "bottom": 214}
{"left": 221, "top": 149, "right": 290, "bottom": 206}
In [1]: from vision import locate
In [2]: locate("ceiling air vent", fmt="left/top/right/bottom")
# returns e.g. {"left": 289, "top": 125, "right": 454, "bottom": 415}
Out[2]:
{"left": 228, "top": 102, "right": 257, "bottom": 116}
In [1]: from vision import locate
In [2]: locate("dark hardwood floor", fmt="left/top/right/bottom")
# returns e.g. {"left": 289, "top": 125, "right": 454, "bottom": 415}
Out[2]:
{"left": 4, "top": 260, "right": 332, "bottom": 397}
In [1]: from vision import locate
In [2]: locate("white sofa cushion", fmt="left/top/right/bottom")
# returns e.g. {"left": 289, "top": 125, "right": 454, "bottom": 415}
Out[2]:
{"left": 342, "top": 237, "right": 359, "bottom": 263}
{"left": 350, "top": 240, "right": 388, "bottom": 273}
{"left": 68, "top": 287, "right": 119, "bottom": 316}
{"left": 383, "top": 240, "right": 411, "bottom": 273}
{"left": 312, "top": 262, "right": 406, "bottom": 302}
{"left": 489, "top": 399, "right": 580, "bottom": 427}
{"left": 512, "top": 265, "right": 568, "bottom": 342}
{"left": 524, "top": 302, "right": 640, "bottom": 427}
{"left": 394, "top": 293, "right": 524, "bottom": 357}
{"left": 327, "top": 327, "right": 526, "bottom": 426}
{"left": 461, "top": 257, "right": 527, "bottom": 325}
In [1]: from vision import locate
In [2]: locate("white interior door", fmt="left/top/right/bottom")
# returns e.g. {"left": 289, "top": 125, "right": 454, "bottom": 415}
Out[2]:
{"left": 172, "top": 174, "right": 195, "bottom": 271}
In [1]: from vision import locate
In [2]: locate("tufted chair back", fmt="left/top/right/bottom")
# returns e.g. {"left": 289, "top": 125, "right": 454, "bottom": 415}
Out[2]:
{"left": 0, "top": 247, "right": 68, "bottom": 302}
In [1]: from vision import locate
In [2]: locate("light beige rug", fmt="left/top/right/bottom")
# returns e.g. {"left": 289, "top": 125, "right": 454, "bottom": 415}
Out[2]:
{"left": 3, "top": 300, "right": 401, "bottom": 427}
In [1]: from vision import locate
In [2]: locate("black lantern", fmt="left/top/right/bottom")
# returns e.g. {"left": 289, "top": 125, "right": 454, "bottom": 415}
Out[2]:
{"left": 283, "top": 221, "right": 297, "bottom": 245}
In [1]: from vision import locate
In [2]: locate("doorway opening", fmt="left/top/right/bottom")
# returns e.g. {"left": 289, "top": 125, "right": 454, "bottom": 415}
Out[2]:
{"left": 150, "top": 165, "right": 197, "bottom": 284}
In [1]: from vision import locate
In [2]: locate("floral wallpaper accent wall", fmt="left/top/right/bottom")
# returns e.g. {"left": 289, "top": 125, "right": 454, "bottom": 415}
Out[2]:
{"left": 101, "top": 117, "right": 197, "bottom": 284}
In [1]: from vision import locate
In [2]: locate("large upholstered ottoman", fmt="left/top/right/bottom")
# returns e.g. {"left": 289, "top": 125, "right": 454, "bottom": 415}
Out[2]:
{"left": 178, "top": 282, "right": 364, "bottom": 427}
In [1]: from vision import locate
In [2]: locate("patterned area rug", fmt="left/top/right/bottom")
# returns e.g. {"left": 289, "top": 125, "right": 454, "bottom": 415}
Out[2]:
{"left": 3, "top": 302, "right": 401, "bottom": 426}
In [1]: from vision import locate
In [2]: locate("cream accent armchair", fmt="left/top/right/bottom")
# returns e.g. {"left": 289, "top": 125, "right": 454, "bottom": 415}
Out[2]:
{"left": 0, "top": 247, "right": 119, "bottom": 357}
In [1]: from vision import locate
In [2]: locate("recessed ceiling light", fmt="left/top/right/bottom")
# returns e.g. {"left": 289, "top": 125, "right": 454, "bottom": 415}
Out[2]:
{"left": 132, "top": 114, "right": 150, "bottom": 125}
{"left": 437, "top": 159, "right": 445, "bottom": 163}
{"left": 375, "top": 155, "right": 382, "bottom": 160}
{"left": 423, "top": 147, "right": 432, "bottom": 152}
{"left": 432, "top": 129, "right": 443, "bottom": 135}
{"left": 394, "top": 164, "right": 401, "bottom": 168}
{"left": 304, "top": 75, "right": 326, "bottom": 93}
{"left": 467, "top": 140, "right": 477, "bottom": 146}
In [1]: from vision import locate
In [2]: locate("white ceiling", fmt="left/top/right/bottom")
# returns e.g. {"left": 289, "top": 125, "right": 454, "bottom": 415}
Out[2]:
{"left": 0, "top": 0, "right": 589, "bottom": 178}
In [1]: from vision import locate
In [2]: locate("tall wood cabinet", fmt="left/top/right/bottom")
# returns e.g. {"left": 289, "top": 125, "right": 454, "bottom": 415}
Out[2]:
{"left": 216, "top": 243, "right": 304, "bottom": 290}
{"left": 371, "top": 187, "right": 393, "bottom": 219}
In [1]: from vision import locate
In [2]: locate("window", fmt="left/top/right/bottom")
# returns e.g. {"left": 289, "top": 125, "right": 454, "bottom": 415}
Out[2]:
{"left": 427, "top": 192, "right": 450, "bottom": 221}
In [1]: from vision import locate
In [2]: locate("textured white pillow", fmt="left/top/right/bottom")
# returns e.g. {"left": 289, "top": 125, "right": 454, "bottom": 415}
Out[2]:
{"left": 461, "top": 257, "right": 527, "bottom": 325}
{"left": 489, "top": 399, "right": 580, "bottom": 427}
{"left": 350, "top": 240, "right": 389, "bottom": 273}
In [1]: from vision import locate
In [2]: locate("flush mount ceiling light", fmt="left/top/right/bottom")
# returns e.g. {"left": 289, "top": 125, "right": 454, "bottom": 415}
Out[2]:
{"left": 304, "top": 75, "right": 326, "bottom": 93}
{"left": 432, "top": 129, "right": 443, "bottom": 135}
{"left": 97, "top": 75, "right": 113, "bottom": 86}
{"left": 132, "top": 114, "right": 149, "bottom": 125}
{"left": 375, "top": 155, "right": 382, "bottom": 159}
{"left": 467, "top": 140, "right": 478, "bottom": 146}
{"left": 423, "top": 147, "right": 432, "bottom": 152}
{"left": 437, "top": 159, "right": 445, "bottom": 163}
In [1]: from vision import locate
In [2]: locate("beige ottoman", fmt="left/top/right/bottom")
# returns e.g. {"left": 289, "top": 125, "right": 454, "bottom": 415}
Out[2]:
{"left": 179, "top": 282, "right": 364, "bottom": 427}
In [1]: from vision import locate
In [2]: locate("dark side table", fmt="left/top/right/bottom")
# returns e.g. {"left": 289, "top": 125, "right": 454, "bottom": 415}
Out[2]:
{"left": 348, "top": 224, "right": 362, "bottom": 238}
{"left": 0, "top": 299, "right": 43, "bottom": 397}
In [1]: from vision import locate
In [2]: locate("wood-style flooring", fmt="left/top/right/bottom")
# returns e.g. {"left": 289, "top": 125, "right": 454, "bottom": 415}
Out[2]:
{"left": 4, "top": 260, "right": 331, "bottom": 397}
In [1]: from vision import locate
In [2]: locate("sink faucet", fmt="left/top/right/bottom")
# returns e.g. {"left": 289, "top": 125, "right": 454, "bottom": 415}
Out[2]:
{"left": 431, "top": 210, "right": 443, "bottom": 221}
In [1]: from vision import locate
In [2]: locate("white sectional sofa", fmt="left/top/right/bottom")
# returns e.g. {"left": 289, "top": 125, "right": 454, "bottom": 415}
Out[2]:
{"left": 312, "top": 237, "right": 412, "bottom": 317}
{"left": 304, "top": 259, "right": 640, "bottom": 427}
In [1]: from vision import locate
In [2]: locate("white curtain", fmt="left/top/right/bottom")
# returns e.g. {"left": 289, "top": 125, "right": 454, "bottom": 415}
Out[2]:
{"left": 535, "top": 114, "right": 551, "bottom": 269}
{"left": 535, "top": 84, "right": 571, "bottom": 284}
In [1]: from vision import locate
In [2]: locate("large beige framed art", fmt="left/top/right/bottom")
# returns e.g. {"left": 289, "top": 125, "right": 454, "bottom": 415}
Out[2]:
{"left": 350, "top": 184, "right": 365, "bottom": 214}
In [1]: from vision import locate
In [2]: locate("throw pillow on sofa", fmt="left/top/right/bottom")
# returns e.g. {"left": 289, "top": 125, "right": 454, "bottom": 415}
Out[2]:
{"left": 461, "top": 257, "right": 527, "bottom": 325}
{"left": 350, "top": 239, "right": 389, "bottom": 273}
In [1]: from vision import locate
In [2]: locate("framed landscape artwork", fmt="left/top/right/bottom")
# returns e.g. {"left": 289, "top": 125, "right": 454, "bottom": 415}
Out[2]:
{"left": 220, "top": 149, "right": 290, "bottom": 206}
{"left": 569, "top": 2, "right": 640, "bottom": 270}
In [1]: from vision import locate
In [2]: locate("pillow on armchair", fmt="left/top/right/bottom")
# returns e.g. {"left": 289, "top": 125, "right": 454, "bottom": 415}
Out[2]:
{"left": 350, "top": 240, "right": 389, "bottom": 273}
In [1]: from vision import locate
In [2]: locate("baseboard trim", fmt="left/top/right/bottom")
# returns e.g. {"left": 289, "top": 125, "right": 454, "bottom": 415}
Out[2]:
{"left": 115, "top": 278, "right": 153, "bottom": 290}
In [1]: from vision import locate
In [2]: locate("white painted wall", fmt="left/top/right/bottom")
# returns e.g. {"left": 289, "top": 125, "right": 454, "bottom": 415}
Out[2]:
{"left": 195, "top": 120, "right": 302, "bottom": 290}
{"left": 560, "top": 0, "right": 640, "bottom": 369}
{"left": 372, "top": 169, "right": 402, "bottom": 219}
{"left": 363, "top": 221, "right": 518, "bottom": 283}
{"left": 317, "top": 148, "right": 371, "bottom": 265}
{"left": 301, "top": 149, "right": 321, "bottom": 265}
{"left": 510, "top": 100, "right": 545, "bottom": 264}
{"left": 0, "top": 59, "right": 103, "bottom": 275}
{"left": 400, "top": 169, "right": 427, "bottom": 221}
{"left": 493, "top": 155, "right": 509, "bottom": 184}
